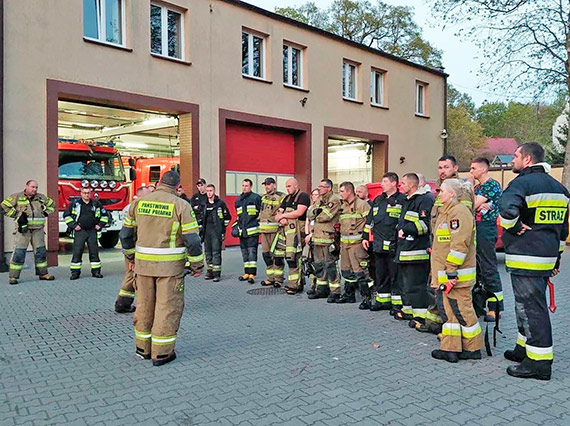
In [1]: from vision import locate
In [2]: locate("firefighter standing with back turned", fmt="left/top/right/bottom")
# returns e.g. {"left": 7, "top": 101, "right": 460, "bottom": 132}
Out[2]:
{"left": 119, "top": 171, "right": 203, "bottom": 366}
{"left": 499, "top": 142, "right": 569, "bottom": 380}
{"left": 1, "top": 179, "right": 56, "bottom": 285}
{"left": 64, "top": 187, "right": 109, "bottom": 280}
{"left": 259, "top": 177, "right": 286, "bottom": 287}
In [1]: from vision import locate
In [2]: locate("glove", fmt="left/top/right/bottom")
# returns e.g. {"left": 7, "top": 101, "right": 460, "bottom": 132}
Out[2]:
{"left": 313, "top": 208, "right": 323, "bottom": 217}
{"left": 231, "top": 226, "right": 240, "bottom": 238}
{"left": 17, "top": 212, "right": 28, "bottom": 233}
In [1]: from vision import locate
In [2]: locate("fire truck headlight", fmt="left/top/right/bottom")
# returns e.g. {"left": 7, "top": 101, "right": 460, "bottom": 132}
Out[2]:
{"left": 100, "top": 181, "right": 108, "bottom": 189}
{"left": 81, "top": 180, "right": 90, "bottom": 188}
{"left": 90, "top": 180, "right": 99, "bottom": 188}
{"left": 109, "top": 181, "right": 117, "bottom": 189}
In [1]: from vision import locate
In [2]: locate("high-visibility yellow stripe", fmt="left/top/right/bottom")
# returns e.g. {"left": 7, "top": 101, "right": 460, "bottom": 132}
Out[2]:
{"left": 119, "top": 289, "right": 135, "bottom": 298}
{"left": 442, "top": 323, "right": 461, "bottom": 336}
{"left": 461, "top": 323, "right": 482, "bottom": 339}
{"left": 135, "top": 252, "right": 186, "bottom": 262}
{"left": 169, "top": 222, "right": 180, "bottom": 248}
{"left": 181, "top": 221, "right": 198, "bottom": 232}
{"left": 505, "top": 255, "right": 557, "bottom": 271}
{"left": 135, "top": 329, "right": 151, "bottom": 340}
{"left": 187, "top": 253, "right": 204, "bottom": 263}
{"left": 526, "top": 344, "right": 553, "bottom": 361}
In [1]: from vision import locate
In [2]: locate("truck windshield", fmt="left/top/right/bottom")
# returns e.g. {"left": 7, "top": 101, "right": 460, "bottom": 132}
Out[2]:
{"left": 59, "top": 150, "right": 125, "bottom": 180}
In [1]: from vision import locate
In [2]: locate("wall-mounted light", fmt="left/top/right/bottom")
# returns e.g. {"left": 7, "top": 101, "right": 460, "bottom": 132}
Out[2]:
{"left": 300, "top": 97, "right": 308, "bottom": 107}
{"left": 400, "top": 156, "right": 406, "bottom": 164}
{"left": 440, "top": 129, "right": 448, "bottom": 139}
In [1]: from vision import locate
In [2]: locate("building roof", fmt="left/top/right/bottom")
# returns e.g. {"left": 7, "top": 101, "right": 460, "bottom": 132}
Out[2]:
{"left": 222, "top": 0, "right": 449, "bottom": 79}
{"left": 482, "top": 138, "right": 518, "bottom": 155}
{"left": 492, "top": 154, "right": 514, "bottom": 165}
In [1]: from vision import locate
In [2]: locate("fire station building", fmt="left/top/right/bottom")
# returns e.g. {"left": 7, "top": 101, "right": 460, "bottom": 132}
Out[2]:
{"left": 0, "top": 0, "right": 447, "bottom": 265}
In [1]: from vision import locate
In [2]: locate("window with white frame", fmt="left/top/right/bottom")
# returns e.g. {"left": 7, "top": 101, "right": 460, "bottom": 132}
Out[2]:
{"left": 83, "top": 0, "right": 125, "bottom": 46}
{"left": 151, "top": 3, "right": 183, "bottom": 59}
{"left": 342, "top": 61, "right": 357, "bottom": 100}
{"left": 416, "top": 82, "right": 426, "bottom": 115}
{"left": 242, "top": 31, "right": 265, "bottom": 79}
{"left": 370, "top": 69, "right": 384, "bottom": 106}
{"left": 283, "top": 44, "right": 302, "bottom": 87}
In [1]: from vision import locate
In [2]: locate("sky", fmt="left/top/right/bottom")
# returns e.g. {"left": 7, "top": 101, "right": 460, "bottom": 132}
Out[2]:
{"left": 246, "top": 0, "right": 537, "bottom": 107}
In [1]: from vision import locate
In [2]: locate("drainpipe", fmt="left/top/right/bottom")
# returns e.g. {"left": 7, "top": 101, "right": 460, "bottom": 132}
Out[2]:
{"left": 443, "top": 73, "right": 448, "bottom": 155}
{"left": 0, "top": 0, "right": 7, "bottom": 272}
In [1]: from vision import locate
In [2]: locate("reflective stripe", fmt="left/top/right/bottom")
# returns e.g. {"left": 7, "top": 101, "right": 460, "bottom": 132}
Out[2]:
{"left": 70, "top": 262, "right": 82, "bottom": 270}
{"left": 446, "top": 250, "right": 466, "bottom": 266}
{"left": 560, "top": 241, "right": 566, "bottom": 252}
{"left": 340, "top": 235, "right": 362, "bottom": 244}
{"left": 236, "top": 207, "right": 243, "bottom": 214}
{"left": 9, "top": 263, "right": 23, "bottom": 270}
{"left": 375, "top": 293, "right": 391, "bottom": 303}
{"left": 169, "top": 222, "right": 180, "bottom": 248}
{"left": 135, "top": 329, "right": 151, "bottom": 340}
{"left": 402, "top": 306, "right": 413, "bottom": 315}
{"left": 123, "top": 216, "right": 136, "bottom": 227}
{"left": 123, "top": 248, "right": 135, "bottom": 255}
{"left": 329, "top": 283, "right": 341, "bottom": 289}
{"left": 516, "top": 332, "right": 527, "bottom": 348}
{"left": 136, "top": 253, "right": 186, "bottom": 261}
{"left": 64, "top": 217, "right": 74, "bottom": 224}
{"left": 399, "top": 249, "right": 429, "bottom": 261}
{"left": 340, "top": 213, "right": 364, "bottom": 220}
{"left": 181, "top": 221, "right": 198, "bottom": 232}
{"left": 244, "top": 261, "right": 257, "bottom": 267}
{"left": 259, "top": 222, "right": 279, "bottom": 231}
{"left": 316, "top": 279, "right": 328, "bottom": 286}
{"left": 266, "top": 268, "right": 275, "bottom": 276}
{"left": 499, "top": 214, "right": 518, "bottom": 229}
{"left": 364, "top": 224, "right": 372, "bottom": 232}
{"left": 90, "top": 262, "right": 101, "bottom": 268}
{"left": 412, "top": 308, "right": 427, "bottom": 318}
{"left": 404, "top": 211, "right": 419, "bottom": 219}
{"left": 313, "top": 238, "right": 334, "bottom": 244}
{"left": 391, "top": 295, "right": 402, "bottom": 305}
{"left": 321, "top": 208, "right": 334, "bottom": 218}
{"left": 187, "top": 253, "right": 204, "bottom": 263}
{"left": 151, "top": 334, "right": 177, "bottom": 345}
{"left": 487, "top": 291, "right": 504, "bottom": 303}
{"left": 442, "top": 323, "right": 461, "bottom": 336}
{"left": 437, "top": 268, "right": 476, "bottom": 284}
{"left": 36, "top": 261, "right": 47, "bottom": 268}
{"left": 136, "top": 246, "right": 186, "bottom": 254}
{"left": 461, "top": 323, "right": 482, "bottom": 339}
{"left": 426, "top": 310, "right": 443, "bottom": 324}
{"left": 119, "top": 289, "right": 135, "bottom": 298}
{"left": 344, "top": 278, "right": 358, "bottom": 283}
{"left": 212, "top": 265, "right": 222, "bottom": 271}
{"left": 288, "top": 273, "right": 299, "bottom": 281}
{"left": 526, "top": 193, "right": 569, "bottom": 208}
{"left": 273, "top": 269, "right": 284, "bottom": 276}
{"left": 526, "top": 344, "right": 553, "bottom": 361}
{"left": 505, "top": 254, "right": 557, "bottom": 271}
{"left": 246, "top": 226, "right": 259, "bottom": 235}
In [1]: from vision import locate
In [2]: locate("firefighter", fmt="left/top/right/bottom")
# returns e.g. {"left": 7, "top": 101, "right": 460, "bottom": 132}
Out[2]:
{"left": 259, "top": 178, "right": 286, "bottom": 287}
{"left": 115, "top": 186, "right": 150, "bottom": 313}
{"left": 119, "top": 171, "right": 203, "bottom": 367}
{"left": 304, "top": 188, "right": 321, "bottom": 295}
{"left": 470, "top": 157, "right": 504, "bottom": 320}
{"left": 64, "top": 187, "right": 109, "bottom": 280}
{"left": 1, "top": 180, "right": 56, "bottom": 285}
{"left": 363, "top": 173, "right": 405, "bottom": 312}
{"left": 306, "top": 179, "right": 342, "bottom": 302}
{"left": 431, "top": 178, "right": 483, "bottom": 363}
{"left": 201, "top": 184, "right": 231, "bottom": 282}
{"left": 274, "top": 178, "right": 311, "bottom": 294}
{"left": 336, "top": 182, "right": 370, "bottom": 304}
{"left": 233, "top": 179, "right": 262, "bottom": 284}
{"left": 499, "top": 143, "right": 569, "bottom": 380}
{"left": 180, "top": 178, "right": 207, "bottom": 231}
{"left": 356, "top": 184, "right": 376, "bottom": 306}
{"left": 395, "top": 173, "right": 433, "bottom": 325}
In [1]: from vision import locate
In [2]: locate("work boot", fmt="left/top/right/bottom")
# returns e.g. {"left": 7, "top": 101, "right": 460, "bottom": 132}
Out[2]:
{"left": 204, "top": 270, "right": 214, "bottom": 280}
{"left": 327, "top": 293, "right": 341, "bottom": 303}
{"left": 458, "top": 350, "right": 482, "bottom": 360}
{"left": 39, "top": 274, "right": 55, "bottom": 281}
{"left": 359, "top": 297, "right": 371, "bottom": 310}
{"left": 273, "top": 282, "right": 282, "bottom": 288}
{"left": 92, "top": 270, "right": 103, "bottom": 278}
{"left": 135, "top": 347, "right": 151, "bottom": 360}
{"left": 115, "top": 303, "right": 135, "bottom": 314}
{"left": 260, "top": 280, "right": 273, "bottom": 287}
{"left": 248, "top": 275, "right": 255, "bottom": 284}
{"left": 9, "top": 278, "right": 18, "bottom": 285}
{"left": 153, "top": 351, "right": 177, "bottom": 367}
{"left": 507, "top": 359, "right": 551, "bottom": 381}
{"left": 431, "top": 349, "right": 459, "bottom": 363}
{"left": 70, "top": 271, "right": 80, "bottom": 281}
{"left": 308, "top": 287, "right": 329, "bottom": 299}
{"left": 238, "top": 274, "right": 249, "bottom": 282}
{"left": 371, "top": 302, "right": 391, "bottom": 312}
{"left": 504, "top": 346, "right": 526, "bottom": 363}
{"left": 336, "top": 283, "right": 356, "bottom": 304}
{"left": 306, "top": 287, "right": 316, "bottom": 296}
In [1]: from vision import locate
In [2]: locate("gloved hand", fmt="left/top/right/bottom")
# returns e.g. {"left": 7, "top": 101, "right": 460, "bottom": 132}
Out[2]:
{"left": 231, "top": 226, "right": 240, "bottom": 238}
{"left": 17, "top": 212, "right": 28, "bottom": 233}
{"left": 313, "top": 208, "right": 323, "bottom": 217}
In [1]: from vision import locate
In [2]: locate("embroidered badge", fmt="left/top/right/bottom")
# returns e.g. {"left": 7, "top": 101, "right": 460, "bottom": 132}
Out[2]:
{"left": 450, "top": 219, "right": 460, "bottom": 230}
{"left": 327, "top": 202, "right": 334, "bottom": 208}
{"left": 289, "top": 223, "right": 295, "bottom": 229}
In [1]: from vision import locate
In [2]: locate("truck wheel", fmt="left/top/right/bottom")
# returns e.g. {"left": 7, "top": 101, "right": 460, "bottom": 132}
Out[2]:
{"left": 99, "top": 231, "right": 120, "bottom": 249}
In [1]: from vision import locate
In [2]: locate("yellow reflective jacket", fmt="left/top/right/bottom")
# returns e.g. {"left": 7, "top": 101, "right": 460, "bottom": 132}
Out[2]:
{"left": 1, "top": 191, "right": 55, "bottom": 230}
{"left": 430, "top": 199, "right": 476, "bottom": 289}
{"left": 339, "top": 197, "right": 370, "bottom": 245}
{"left": 311, "top": 191, "right": 341, "bottom": 246}
{"left": 259, "top": 190, "right": 285, "bottom": 233}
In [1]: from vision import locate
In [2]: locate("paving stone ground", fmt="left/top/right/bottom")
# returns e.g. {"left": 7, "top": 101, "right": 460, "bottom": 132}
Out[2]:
{"left": 2, "top": 247, "right": 570, "bottom": 425}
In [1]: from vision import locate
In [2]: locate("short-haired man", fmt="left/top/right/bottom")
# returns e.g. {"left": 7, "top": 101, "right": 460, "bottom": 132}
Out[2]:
{"left": 356, "top": 183, "right": 376, "bottom": 305}
{"left": 364, "top": 172, "right": 406, "bottom": 312}
{"left": 233, "top": 179, "right": 262, "bottom": 284}
{"left": 274, "top": 178, "right": 311, "bottom": 294}
{"left": 470, "top": 157, "right": 504, "bottom": 320}
{"left": 499, "top": 142, "right": 569, "bottom": 380}
{"left": 355, "top": 185, "right": 369, "bottom": 202}
{"left": 1, "top": 180, "right": 56, "bottom": 284}
{"left": 306, "top": 179, "right": 342, "bottom": 301}
{"left": 396, "top": 173, "right": 434, "bottom": 327}
{"left": 336, "top": 181, "right": 371, "bottom": 304}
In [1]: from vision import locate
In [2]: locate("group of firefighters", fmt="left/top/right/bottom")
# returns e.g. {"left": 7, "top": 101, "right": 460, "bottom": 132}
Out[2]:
{"left": 1, "top": 142, "right": 568, "bottom": 379}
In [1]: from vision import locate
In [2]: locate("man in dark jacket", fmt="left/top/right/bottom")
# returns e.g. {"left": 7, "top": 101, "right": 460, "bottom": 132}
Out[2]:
{"left": 233, "top": 179, "right": 262, "bottom": 284}
{"left": 63, "top": 187, "right": 109, "bottom": 279}
{"left": 499, "top": 142, "right": 569, "bottom": 380}
{"left": 201, "top": 184, "right": 231, "bottom": 282}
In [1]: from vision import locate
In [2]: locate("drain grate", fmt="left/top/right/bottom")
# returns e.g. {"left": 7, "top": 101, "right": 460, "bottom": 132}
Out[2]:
{"left": 247, "top": 287, "right": 286, "bottom": 296}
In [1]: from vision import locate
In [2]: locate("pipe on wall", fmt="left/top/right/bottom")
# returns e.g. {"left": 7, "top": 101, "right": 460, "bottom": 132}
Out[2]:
{"left": 0, "top": 0, "right": 7, "bottom": 272}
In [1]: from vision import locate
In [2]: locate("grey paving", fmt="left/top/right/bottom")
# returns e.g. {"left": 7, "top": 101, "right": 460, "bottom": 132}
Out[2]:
{"left": 1, "top": 247, "right": 570, "bottom": 425}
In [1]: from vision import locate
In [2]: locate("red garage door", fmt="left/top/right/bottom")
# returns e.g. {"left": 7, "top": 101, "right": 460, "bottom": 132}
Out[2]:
{"left": 225, "top": 123, "right": 296, "bottom": 246}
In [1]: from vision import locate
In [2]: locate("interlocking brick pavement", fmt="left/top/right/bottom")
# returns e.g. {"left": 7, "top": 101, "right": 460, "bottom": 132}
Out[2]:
{"left": 1, "top": 248, "right": 570, "bottom": 425}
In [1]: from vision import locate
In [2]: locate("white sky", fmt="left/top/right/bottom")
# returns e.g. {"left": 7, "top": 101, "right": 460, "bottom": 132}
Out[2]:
{"left": 247, "top": 0, "right": 536, "bottom": 106}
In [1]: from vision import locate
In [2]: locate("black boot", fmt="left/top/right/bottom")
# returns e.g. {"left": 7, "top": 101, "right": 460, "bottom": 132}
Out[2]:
{"left": 336, "top": 283, "right": 356, "bottom": 304}
{"left": 359, "top": 297, "right": 371, "bottom": 310}
{"left": 370, "top": 302, "right": 391, "bottom": 311}
{"left": 308, "top": 286, "right": 330, "bottom": 299}
{"left": 115, "top": 302, "right": 135, "bottom": 314}
{"left": 458, "top": 350, "right": 482, "bottom": 360}
{"left": 92, "top": 270, "right": 103, "bottom": 278}
{"left": 507, "top": 359, "right": 551, "bottom": 381}
{"left": 153, "top": 351, "right": 177, "bottom": 367}
{"left": 70, "top": 271, "right": 80, "bottom": 281}
{"left": 431, "top": 349, "right": 459, "bottom": 363}
{"left": 327, "top": 293, "right": 341, "bottom": 303}
{"left": 9, "top": 278, "right": 18, "bottom": 285}
{"left": 260, "top": 280, "right": 273, "bottom": 286}
{"left": 204, "top": 270, "right": 214, "bottom": 280}
{"left": 504, "top": 346, "right": 526, "bottom": 363}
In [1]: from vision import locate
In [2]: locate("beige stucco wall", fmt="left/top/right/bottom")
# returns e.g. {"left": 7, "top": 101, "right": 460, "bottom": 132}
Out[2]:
{"left": 2, "top": 0, "right": 446, "bottom": 251}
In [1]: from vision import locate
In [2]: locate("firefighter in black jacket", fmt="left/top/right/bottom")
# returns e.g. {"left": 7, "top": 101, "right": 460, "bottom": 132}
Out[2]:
{"left": 63, "top": 187, "right": 109, "bottom": 279}
{"left": 499, "top": 143, "right": 569, "bottom": 381}
{"left": 395, "top": 173, "right": 434, "bottom": 325}
{"left": 233, "top": 179, "right": 262, "bottom": 284}
{"left": 201, "top": 184, "right": 231, "bottom": 282}
{"left": 363, "top": 172, "right": 406, "bottom": 312}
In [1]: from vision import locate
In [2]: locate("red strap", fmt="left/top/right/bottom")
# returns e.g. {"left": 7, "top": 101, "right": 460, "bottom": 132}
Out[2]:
{"left": 547, "top": 280, "right": 557, "bottom": 313}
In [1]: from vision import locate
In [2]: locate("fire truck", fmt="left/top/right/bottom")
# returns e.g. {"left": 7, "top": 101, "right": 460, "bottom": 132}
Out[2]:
{"left": 131, "top": 157, "right": 180, "bottom": 192}
{"left": 58, "top": 139, "right": 132, "bottom": 248}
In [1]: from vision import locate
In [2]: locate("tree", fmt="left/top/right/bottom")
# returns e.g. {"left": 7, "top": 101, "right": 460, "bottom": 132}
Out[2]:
{"left": 448, "top": 85, "right": 476, "bottom": 118}
{"left": 428, "top": 0, "right": 570, "bottom": 186}
{"left": 276, "top": 0, "right": 443, "bottom": 67}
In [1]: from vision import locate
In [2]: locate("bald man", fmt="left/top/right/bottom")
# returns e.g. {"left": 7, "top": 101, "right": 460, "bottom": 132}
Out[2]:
{"left": 274, "top": 178, "right": 311, "bottom": 294}
{"left": 356, "top": 185, "right": 369, "bottom": 203}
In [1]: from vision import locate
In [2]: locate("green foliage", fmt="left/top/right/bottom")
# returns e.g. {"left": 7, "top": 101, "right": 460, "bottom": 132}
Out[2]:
{"left": 447, "top": 102, "right": 486, "bottom": 169}
{"left": 275, "top": 0, "right": 442, "bottom": 67}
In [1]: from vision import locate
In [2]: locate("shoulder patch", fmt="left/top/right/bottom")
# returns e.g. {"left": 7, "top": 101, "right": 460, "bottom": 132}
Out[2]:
{"left": 419, "top": 210, "right": 427, "bottom": 217}
{"left": 450, "top": 219, "right": 460, "bottom": 230}
{"left": 327, "top": 202, "right": 334, "bottom": 208}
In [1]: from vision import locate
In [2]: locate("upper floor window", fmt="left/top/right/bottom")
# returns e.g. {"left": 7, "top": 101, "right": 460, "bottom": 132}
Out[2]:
{"left": 283, "top": 44, "right": 302, "bottom": 88}
{"left": 242, "top": 31, "right": 265, "bottom": 79}
{"left": 342, "top": 61, "right": 358, "bottom": 100}
{"left": 83, "top": 0, "right": 125, "bottom": 46}
{"left": 370, "top": 69, "right": 385, "bottom": 106}
{"left": 151, "top": 3, "right": 183, "bottom": 59}
{"left": 416, "top": 81, "right": 427, "bottom": 115}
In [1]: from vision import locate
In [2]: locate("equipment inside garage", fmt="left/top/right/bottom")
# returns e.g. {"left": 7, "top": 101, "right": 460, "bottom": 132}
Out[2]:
{"left": 57, "top": 100, "right": 180, "bottom": 248}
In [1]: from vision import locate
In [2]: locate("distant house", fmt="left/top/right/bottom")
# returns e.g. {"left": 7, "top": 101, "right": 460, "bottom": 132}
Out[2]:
{"left": 479, "top": 137, "right": 518, "bottom": 159}
{"left": 492, "top": 154, "right": 514, "bottom": 167}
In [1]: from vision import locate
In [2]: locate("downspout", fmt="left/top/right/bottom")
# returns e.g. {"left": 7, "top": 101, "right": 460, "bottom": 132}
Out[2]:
{"left": 0, "top": 0, "right": 7, "bottom": 272}
{"left": 443, "top": 73, "right": 448, "bottom": 155}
